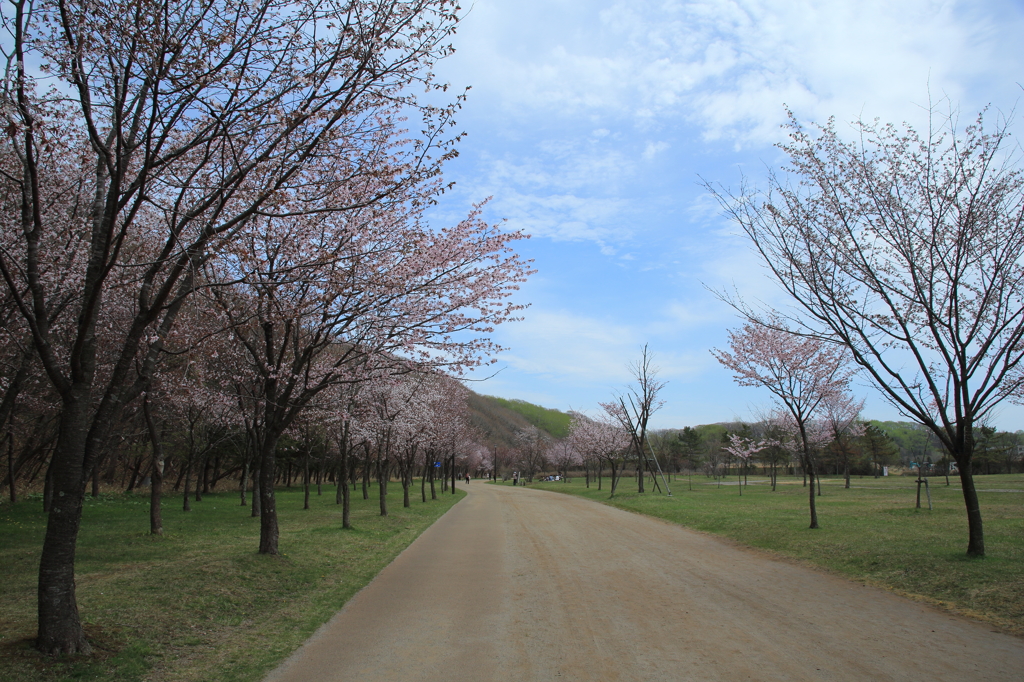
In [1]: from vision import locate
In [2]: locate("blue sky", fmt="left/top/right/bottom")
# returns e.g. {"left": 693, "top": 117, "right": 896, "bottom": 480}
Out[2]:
{"left": 428, "top": 0, "right": 1024, "bottom": 429}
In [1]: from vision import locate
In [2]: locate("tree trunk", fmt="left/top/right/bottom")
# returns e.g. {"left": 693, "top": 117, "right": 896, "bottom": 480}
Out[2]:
{"left": 402, "top": 466, "right": 411, "bottom": 508}
{"left": 362, "top": 454, "right": 370, "bottom": 500}
{"left": 429, "top": 458, "right": 437, "bottom": 500}
{"left": 378, "top": 457, "right": 388, "bottom": 517}
{"left": 194, "top": 452, "right": 203, "bottom": 502}
{"left": 421, "top": 462, "right": 427, "bottom": 503}
{"left": 258, "top": 434, "right": 280, "bottom": 554}
{"left": 637, "top": 444, "right": 645, "bottom": 494}
{"left": 342, "top": 456, "right": 350, "bottom": 503}
{"left": 339, "top": 447, "right": 352, "bottom": 529}
{"left": 303, "top": 450, "right": 310, "bottom": 510}
{"left": 240, "top": 455, "right": 250, "bottom": 507}
{"left": 804, "top": 452, "right": 818, "bottom": 529}
{"left": 182, "top": 459, "right": 192, "bottom": 512}
{"left": 42, "top": 455, "right": 54, "bottom": 513}
{"left": 143, "top": 397, "right": 164, "bottom": 536}
{"left": 125, "top": 454, "right": 143, "bottom": 493}
{"left": 957, "top": 459, "right": 985, "bottom": 557}
{"left": 36, "top": 398, "right": 91, "bottom": 655}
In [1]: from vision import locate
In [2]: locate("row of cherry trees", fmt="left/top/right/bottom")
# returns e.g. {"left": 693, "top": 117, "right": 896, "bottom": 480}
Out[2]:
{"left": 0, "top": 0, "right": 531, "bottom": 654}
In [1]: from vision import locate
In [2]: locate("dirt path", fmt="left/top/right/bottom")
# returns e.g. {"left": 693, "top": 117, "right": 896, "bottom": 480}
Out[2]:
{"left": 264, "top": 483, "right": 1024, "bottom": 681}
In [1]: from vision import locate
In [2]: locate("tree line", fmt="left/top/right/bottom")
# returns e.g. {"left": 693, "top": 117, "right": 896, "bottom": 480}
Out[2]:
{"left": 0, "top": 0, "right": 531, "bottom": 655}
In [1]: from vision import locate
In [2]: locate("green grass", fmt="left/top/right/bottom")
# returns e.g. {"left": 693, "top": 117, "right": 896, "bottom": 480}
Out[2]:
{"left": 0, "top": 484, "right": 464, "bottom": 681}
{"left": 521, "top": 472, "right": 1024, "bottom": 635}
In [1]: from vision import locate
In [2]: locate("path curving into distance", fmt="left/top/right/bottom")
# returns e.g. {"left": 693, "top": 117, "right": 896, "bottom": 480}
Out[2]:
{"left": 264, "top": 483, "right": 1024, "bottom": 682}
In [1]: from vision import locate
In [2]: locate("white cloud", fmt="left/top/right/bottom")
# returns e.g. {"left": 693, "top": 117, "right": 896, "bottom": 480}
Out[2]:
{"left": 642, "top": 141, "right": 670, "bottom": 160}
{"left": 496, "top": 309, "right": 641, "bottom": 383}
{"left": 443, "top": 0, "right": 1024, "bottom": 144}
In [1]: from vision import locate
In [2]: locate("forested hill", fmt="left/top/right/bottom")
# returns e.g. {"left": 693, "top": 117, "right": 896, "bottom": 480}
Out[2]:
{"left": 485, "top": 396, "right": 572, "bottom": 438}
{"left": 465, "top": 394, "right": 572, "bottom": 447}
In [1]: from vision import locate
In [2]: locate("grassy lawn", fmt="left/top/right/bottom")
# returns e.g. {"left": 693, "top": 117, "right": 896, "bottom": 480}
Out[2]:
{"left": 0, "top": 484, "right": 464, "bottom": 681}
{"left": 520, "top": 472, "right": 1024, "bottom": 635}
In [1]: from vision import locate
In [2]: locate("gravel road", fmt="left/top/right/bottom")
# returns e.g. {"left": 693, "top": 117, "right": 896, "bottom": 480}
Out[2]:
{"left": 264, "top": 482, "right": 1024, "bottom": 681}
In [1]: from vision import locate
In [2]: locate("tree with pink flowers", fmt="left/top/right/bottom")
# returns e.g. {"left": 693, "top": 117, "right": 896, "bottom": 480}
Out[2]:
{"left": 821, "top": 393, "right": 866, "bottom": 489}
{"left": 0, "top": 0, "right": 524, "bottom": 652}
{"left": 722, "top": 434, "right": 764, "bottom": 495}
{"left": 713, "top": 320, "right": 854, "bottom": 527}
{"left": 709, "top": 108, "right": 1024, "bottom": 556}
{"left": 568, "top": 412, "right": 631, "bottom": 496}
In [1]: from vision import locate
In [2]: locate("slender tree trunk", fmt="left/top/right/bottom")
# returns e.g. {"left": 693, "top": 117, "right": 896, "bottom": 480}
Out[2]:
{"left": 362, "top": 454, "right": 370, "bottom": 500}
{"left": 341, "top": 453, "right": 352, "bottom": 529}
{"left": 338, "top": 434, "right": 352, "bottom": 529}
{"left": 240, "top": 455, "right": 249, "bottom": 507}
{"left": 258, "top": 434, "right": 280, "bottom": 555}
{"left": 421, "top": 462, "right": 427, "bottom": 503}
{"left": 182, "top": 459, "right": 192, "bottom": 512}
{"left": 194, "top": 451, "right": 203, "bottom": 502}
{"left": 7, "top": 434, "right": 16, "bottom": 504}
{"left": 143, "top": 397, "right": 164, "bottom": 536}
{"left": 303, "top": 449, "right": 310, "bottom": 510}
{"left": 402, "top": 463, "right": 411, "bottom": 508}
{"left": 429, "top": 457, "right": 437, "bottom": 500}
{"left": 378, "top": 457, "right": 388, "bottom": 517}
{"left": 124, "top": 455, "right": 142, "bottom": 493}
{"left": 803, "top": 444, "right": 818, "bottom": 529}
{"left": 342, "top": 456, "right": 350, "bottom": 503}
{"left": 637, "top": 443, "right": 645, "bottom": 494}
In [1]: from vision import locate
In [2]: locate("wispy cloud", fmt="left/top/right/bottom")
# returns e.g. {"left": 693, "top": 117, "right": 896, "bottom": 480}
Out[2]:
{"left": 446, "top": 0, "right": 1024, "bottom": 143}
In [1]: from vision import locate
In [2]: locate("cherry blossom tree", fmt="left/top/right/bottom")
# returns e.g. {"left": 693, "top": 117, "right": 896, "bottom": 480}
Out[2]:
{"left": 722, "top": 434, "right": 764, "bottom": 495}
{"left": 713, "top": 321, "right": 853, "bottom": 528}
{"left": 568, "top": 411, "right": 631, "bottom": 496}
{"left": 547, "top": 438, "right": 581, "bottom": 482}
{"left": 752, "top": 409, "right": 797, "bottom": 491}
{"left": 205, "top": 189, "right": 530, "bottom": 552}
{"left": 821, "top": 393, "right": 865, "bottom": 489}
{"left": 513, "top": 426, "right": 547, "bottom": 483}
{"left": 709, "top": 107, "right": 1024, "bottom": 557}
{"left": 0, "top": 0, "right": 475, "bottom": 653}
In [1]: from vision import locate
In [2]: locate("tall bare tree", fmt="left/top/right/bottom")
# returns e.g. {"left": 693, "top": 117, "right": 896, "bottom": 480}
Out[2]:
{"left": 602, "top": 345, "right": 665, "bottom": 493}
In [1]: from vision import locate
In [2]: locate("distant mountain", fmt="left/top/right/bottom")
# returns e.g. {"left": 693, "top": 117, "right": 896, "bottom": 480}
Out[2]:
{"left": 465, "top": 393, "right": 572, "bottom": 448}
